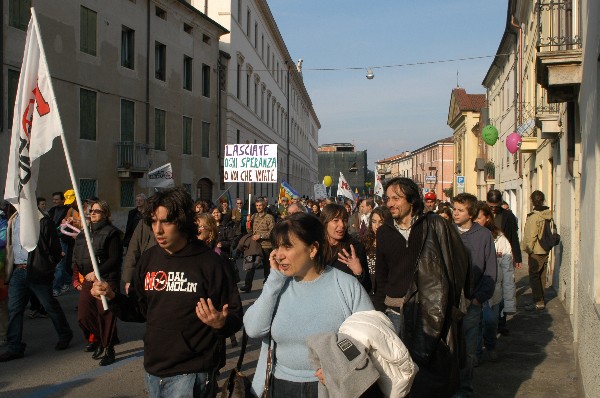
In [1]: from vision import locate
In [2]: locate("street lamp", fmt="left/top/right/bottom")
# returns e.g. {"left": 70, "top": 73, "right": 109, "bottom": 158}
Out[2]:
{"left": 366, "top": 68, "right": 374, "bottom": 80}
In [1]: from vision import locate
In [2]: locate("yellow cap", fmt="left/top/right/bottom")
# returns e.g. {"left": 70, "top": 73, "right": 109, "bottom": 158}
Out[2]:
{"left": 64, "top": 189, "right": 76, "bottom": 205}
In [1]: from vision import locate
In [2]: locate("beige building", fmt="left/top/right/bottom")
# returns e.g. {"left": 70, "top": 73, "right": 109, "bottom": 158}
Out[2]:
{"left": 485, "top": 1, "right": 600, "bottom": 395}
{"left": 447, "top": 88, "right": 487, "bottom": 197}
{"left": 1, "top": 0, "right": 228, "bottom": 226}
{"left": 410, "top": 137, "right": 454, "bottom": 201}
{"left": 375, "top": 151, "right": 411, "bottom": 182}
{"left": 204, "top": 0, "right": 320, "bottom": 200}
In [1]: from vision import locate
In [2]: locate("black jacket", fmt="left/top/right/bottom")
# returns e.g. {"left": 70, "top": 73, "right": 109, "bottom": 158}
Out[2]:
{"left": 109, "top": 240, "right": 243, "bottom": 377}
{"left": 123, "top": 208, "right": 143, "bottom": 247}
{"left": 73, "top": 220, "right": 123, "bottom": 282}
{"left": 216, "top": 220, "right": 238, "bottom": 257}
{"left": 326, "top": 235, "right": 372, "bottom": 293}
{"left": 28, "top": 215, "right": 62, "bottom": 283}
{"left": 376, "top": 213, "right": 471, "bottom": 397}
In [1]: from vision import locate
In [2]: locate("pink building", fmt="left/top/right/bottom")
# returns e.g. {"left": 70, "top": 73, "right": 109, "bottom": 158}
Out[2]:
{"left": 410, "top": 137, "right": 454, "bottom": 201}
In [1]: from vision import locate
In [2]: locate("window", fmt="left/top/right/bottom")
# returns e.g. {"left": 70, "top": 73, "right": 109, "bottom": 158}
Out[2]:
{"left": 121, "top": 99, "right": 135, "bottom": 142}
{"left": 79, "top": 179, "right": 97, "bottom": 200}
{"left": 202, "top": 64, "right": 210, "bottom": 97}
{"left": 121, "top": 26, "right": 135, "bottom": 69}
{"left": 7, "top": 70, "right": 20, "bottom": 129}
{"left": 254, "top": 22, "right": 258, "bottom": 48}
{"left": 80, "top": 89, "right": 97, "bottom": 140}
{"left": 246, "top": 74, "right": 250, "bottom": 107}
{"left": 9, "top": 0, "right": 30, "bottom": 30}
{"left": 236, "top": 63, "right": 241, "bottom": 99}
{"left": 267, "top": 45, "right": 270, "bottom": 68}
{"left": 155, "top": 109, "right": 166, "bottom": 150}
{"left": 80, "top": 6, "right": 97, "bottom": 55}
{"left": 183, "top": 55, "right": 193, "bottom": 90}
{"left": 120, "top": 181, "right": 135, "bottom": 207}
{"left": 246, "top": 8, "right": 251, "bottom": 37}
{"left": 155, "top": 42, "right": 166, "bottom": 80}
{"left": 184, "top": 23, "right": 193, "bottom": 34}
{"left": 202, "top": 34, "right": 210, "bottom": 44}
{"left": 183, "top": 183, "right": 192, "bottom": 196}
{"left": 201, "top": 122, "right": 210, "bottom": 158}
{"left": 155, "top": 6, "right": 166, "bottom": 19}
{"left": 254, "top": 81, "right": 258, "bottom": 113}
{"left": 237, "top": 0, "right": 242, "bottom": 24}
{"left": 183, "top": 117, "right": 192, "bottom": 154}
{"left": 261, "top": 35, "right": 264, "bottom": 59}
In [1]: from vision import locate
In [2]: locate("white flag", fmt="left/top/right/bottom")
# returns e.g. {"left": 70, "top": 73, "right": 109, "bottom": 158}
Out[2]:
{"left": 337, "top": 172, "right": 355, "bottom": 202}
{"left": 374, "top": 174, "right": 384, "bottom": 197}
{"left": 147, "top": 163, "right": 175, "bottom": 188}
{"left": 4, "top": 10, "right": 62, "bottom": 251}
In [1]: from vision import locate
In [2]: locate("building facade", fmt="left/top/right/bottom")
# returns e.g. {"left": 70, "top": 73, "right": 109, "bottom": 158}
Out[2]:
{"left": 318, "top": 143, "right": 367, "bottom": 198}
{"left": 447, "top": 88, "right": 487, "bottom": 197}
{"left": 375, "top": 151, "right": 411, "bottom": 183}
{"left": 484, "top": 1, "right": 600, "bottom": 395}
{"left": 1, "top": 0, "right": 227, "bottom": 226}
{"left": 204, "top": 0, "right": 320, "bottom": 201}
{"left": 410, "top": 137, "right": 454, "bottom": 201}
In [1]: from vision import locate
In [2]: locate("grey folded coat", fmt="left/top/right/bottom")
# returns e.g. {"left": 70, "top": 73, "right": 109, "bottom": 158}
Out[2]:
{"left": 308, "top": 332, "right": 380, "bottom": 398}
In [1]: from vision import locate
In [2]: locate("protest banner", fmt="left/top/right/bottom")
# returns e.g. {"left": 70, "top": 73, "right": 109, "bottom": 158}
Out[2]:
{"left": 313, "top": 184, "right": 327, "bottom": 200}
{"left": 224, "top": 144, "right": 277, "bottom": 183}
{"left": 147, "top": 163, "right": 175, "bottom": 188}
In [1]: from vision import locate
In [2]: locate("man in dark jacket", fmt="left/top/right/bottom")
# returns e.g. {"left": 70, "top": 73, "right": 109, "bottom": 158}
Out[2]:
{"left": 123, "top": 193, "right": 147, "bottom": 249}
{"left": 486, "top": 190, "right": 522, "bottom": 268}
{"left": 92, "top": 187, "right": 242, "bottom": 397}
{"left": 0, "top": 209, "right": 73, "bottom": 361}
{"left": 374, "top": 177, "right": 471, "bottom": 397}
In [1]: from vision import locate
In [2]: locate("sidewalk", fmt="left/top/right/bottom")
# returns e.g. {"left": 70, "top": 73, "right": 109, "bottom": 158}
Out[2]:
{"left": 472, "top": 255, "right": 581, "bottom": 397}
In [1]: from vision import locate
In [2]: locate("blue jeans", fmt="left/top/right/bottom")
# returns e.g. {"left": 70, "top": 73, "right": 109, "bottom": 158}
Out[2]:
{"left": 271, "top": 377, "right": 318, "bottom": 398}
{"left": 7, "top": 268, "right": 73, "bottom": 354}
{"left": 145, "top": 372, "right": 214, "bottom": 398}
{"left": 477, "top": 302, "right": 500, "bottom": 358}
{"left": 52, "top": 241, "right": 71, "bottom": 291}
{"left": 385, "top": 307, "right": 405, "bottom": 341}
{"left": 454, "top": 302, "right": 482, "bottom": 398}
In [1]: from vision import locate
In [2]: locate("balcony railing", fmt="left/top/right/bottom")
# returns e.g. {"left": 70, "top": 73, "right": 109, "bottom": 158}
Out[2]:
{"left": 485, "top": 161, "right": 495, "bottom": 180}
{"left": 537, "top": 0, "right": 582, "bottom": 51}
{"left": 116, "top": 141, "right": 150, "bottom": 171}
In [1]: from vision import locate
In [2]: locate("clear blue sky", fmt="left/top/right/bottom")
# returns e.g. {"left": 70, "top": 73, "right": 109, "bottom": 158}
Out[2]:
{"left": 269, "top": 0, "right": 507, "bottom": 169}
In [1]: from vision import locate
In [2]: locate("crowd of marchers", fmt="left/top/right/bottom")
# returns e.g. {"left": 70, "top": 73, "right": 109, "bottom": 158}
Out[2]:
{"left": 0, "top": 177, "right": 554, "bottom": 398}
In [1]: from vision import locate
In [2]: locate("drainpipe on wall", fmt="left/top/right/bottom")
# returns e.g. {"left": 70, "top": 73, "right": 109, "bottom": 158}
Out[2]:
{"left": 217, "top": 58, "right": 223, "bottom": 188}
{"left": 511, "top": 16, "right": 524, "bottom": 179}
{"left": 0, "top": 0, "right": 4, "bottom": 131}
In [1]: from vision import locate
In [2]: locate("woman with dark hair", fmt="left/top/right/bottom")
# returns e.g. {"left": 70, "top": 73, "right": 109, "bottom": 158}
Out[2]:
{"left": 244, "top": 212, "right": 373, "bottom": 397}
{"left": 319, "top": 204, "right": 372, "bottom": 293}
{"left": 210, "top": 207, "right": 238, "bottom": 259}
{"left": 474, "top": 202, "right": 516, "bottom": 362}
{"left": 73, "top": 199, "right": 122, "bottom": 366}
{"left": 361, "top": 206, "right": 391, "bottom": 295}
{"left": 310, "top": 202, "right": 321, "bottom": 217}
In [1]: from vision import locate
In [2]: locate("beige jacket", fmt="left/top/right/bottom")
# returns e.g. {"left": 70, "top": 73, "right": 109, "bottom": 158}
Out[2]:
{"left": 250, "top": 212, "right": 274, "bottom": 249}
{"left": 521, "top": 208, "right": 553, "bottom": 255}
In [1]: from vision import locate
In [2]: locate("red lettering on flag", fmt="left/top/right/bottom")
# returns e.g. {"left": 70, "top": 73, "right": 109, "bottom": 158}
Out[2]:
{"left": 32, "top": 86, "right": 50, "bottom": 116}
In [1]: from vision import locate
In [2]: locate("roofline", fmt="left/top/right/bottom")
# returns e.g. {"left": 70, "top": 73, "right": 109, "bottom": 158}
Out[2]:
{"left": 175, "top": 0, "right": 229, "bottom": 35}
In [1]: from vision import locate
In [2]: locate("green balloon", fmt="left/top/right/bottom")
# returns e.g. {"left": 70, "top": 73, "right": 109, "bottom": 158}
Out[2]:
{"left": 482, "top": 125, "right": 499, "bottom": 146}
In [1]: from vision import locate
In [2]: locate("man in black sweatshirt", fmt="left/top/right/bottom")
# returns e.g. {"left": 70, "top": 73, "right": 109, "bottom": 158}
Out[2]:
{"left": 92, "top": 187, "right": 242, "bottom": 397}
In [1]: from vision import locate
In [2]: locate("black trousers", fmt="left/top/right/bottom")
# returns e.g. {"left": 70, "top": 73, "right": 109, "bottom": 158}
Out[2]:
{"left": 78, "top": 280, "right": 118, "bottom": 347}
{"left": 242, "top": 247, "right": 272, "bottom": 290}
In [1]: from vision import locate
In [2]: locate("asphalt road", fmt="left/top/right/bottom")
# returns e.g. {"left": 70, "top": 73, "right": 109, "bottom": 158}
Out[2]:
{"left": 0, "top": 264, "right": 265, "bottom": 398}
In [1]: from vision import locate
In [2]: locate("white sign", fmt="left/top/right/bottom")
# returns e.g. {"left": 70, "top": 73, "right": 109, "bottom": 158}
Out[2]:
{"left": 148, "top": 163, "right": 175, "bottom": 188}
{"left": 314, "top": 184, "right": 327, "bottom": 200}
{"left": 224, "top": 144, "right": 278, "bottom": 183}
{"left": 425, "top": 175, "right": 437, "bottom": 183}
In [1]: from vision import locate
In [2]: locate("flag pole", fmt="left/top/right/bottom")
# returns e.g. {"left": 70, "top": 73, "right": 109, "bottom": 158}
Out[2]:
{"left": 31, "top": 9, "right": 108, "bottom": 310}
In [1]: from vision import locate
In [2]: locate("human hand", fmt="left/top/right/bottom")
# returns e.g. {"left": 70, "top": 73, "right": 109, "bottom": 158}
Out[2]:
{"left": 252, "top": 234, "right": 260, "bottom": 241}
{"left": 514, "top": 262, "right": 522, "bottom": 269}
{"left": 337, "top": 245, "right": 362, "bottom": 276}
{"left": 91, "top": 280, "right": 115, "bottom": 301}
{"left": 196, "top": 298, "right": 228, "bottom": 329}
{"left": 85, "top": 272, "right": 97, "bottom": 282}
{"left": 216, "top": 242, "right": 222, "bottom": 248}
{"left": 269, "top": 249, "right": 280, "bottom": 270}
{"left": 315, "top": 368, "right": 325, "bottom": 385}
{"left": 125, "top": 282, "right": 131, "bottom": 295}
{"left": 76, "top": 285, "right": 82, "bottom": 291}
{"left": 472, "top": 298, "right": 481, "bottom": 306}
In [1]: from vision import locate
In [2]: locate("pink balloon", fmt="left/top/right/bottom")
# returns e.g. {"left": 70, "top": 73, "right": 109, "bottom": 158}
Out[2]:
{"left": 506, "top": 132, "right": 522, "bottom": 154}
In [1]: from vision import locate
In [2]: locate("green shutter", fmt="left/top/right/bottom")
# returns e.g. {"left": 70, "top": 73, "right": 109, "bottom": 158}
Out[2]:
{"left": 155, "top": 109, "right": 165, "bottom": 150}
{"left": 7, "top": 70, "right": 20, "bottom": 129}
{"left": 183, "top": 117, "right": 192, "bottom": 154}
{"left": 121, "top": 99, "right": 134, "bottom": 142}
{"left": 81, "top": 7, "right": 97, "bottom": 55}
{"left": 80, "top": 89, "right": 97, "bottom": 140}
{"left": 201, "top": 122, "right": 210, "bottom": 157}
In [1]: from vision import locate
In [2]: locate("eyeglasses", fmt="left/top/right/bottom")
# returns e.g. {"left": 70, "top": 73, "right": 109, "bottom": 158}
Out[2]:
{"left": 89, "top": 209, "right": 104, "bottom": 215}
{"left": 236, "top": 202, "right": 242, "bottom": 204}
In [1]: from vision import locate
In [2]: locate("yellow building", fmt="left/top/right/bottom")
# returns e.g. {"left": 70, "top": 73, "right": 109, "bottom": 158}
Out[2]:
{"left": 447, "top": 88, "right": 487, "bottom": 196}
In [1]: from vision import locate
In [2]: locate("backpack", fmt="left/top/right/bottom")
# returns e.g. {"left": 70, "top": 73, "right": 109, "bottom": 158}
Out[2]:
{"left": 538, "top": 218, "right": 560, "bottom": 252}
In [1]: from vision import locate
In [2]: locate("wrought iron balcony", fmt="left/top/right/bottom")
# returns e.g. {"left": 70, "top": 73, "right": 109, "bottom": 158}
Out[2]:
{"left": 484, "top": 161, "right": 495, "bottom": 181}
{"left": 116, "top": 141, "right": 150, "bottom": 177}
{"left": 536, "top": 0, "right": 582, "bottom": 102}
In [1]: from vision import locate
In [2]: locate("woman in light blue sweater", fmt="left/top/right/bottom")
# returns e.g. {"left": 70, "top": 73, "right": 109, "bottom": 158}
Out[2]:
{"left": 244, "top": 212, "right": 374, "bottom": 397}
